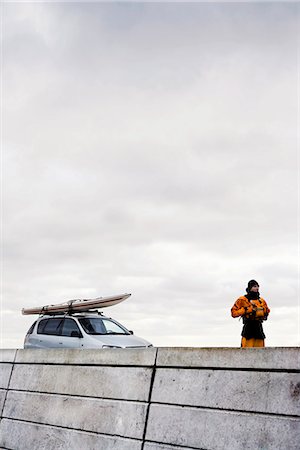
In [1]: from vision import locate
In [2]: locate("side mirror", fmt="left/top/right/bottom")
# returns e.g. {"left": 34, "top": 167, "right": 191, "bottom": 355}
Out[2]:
{"left": 71, "top": 330, "right": 82, "bottom": 338}
{"left": 129, "top": 330, "right": 134, "bottom": 335}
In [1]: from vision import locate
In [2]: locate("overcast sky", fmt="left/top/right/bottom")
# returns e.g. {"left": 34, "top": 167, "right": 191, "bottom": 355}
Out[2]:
{"left": 1, "top": 1, "right": 299, "bottom": 349}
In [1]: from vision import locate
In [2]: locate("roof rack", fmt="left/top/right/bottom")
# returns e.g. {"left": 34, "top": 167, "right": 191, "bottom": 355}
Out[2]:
{"left": 39, "top": 309, "right": 105, "bottom": 317}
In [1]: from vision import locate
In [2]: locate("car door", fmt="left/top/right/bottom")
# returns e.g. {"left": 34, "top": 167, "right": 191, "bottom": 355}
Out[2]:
{"left": 36, "top": 318, "right": 64, "bottom": 348}
{"left": 59, "top": 318, "right": 83, "bottom": 348}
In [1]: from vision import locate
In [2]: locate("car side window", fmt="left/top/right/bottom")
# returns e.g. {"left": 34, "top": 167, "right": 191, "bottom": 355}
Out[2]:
{"left": 37, "top": 319, "right": 49, "bottom": 334}
{"left": 26, "top": 321, "right": 37, "bottom": 335}
{"left": 37, "top": 318, "right": 63, "bottom": 335}
{"left": 61, "top": 319, "right": 81, "bottom": 337}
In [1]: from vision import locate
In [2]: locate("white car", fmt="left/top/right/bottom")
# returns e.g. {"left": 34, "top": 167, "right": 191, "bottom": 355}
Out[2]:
{"left": 24, "top": 313, "right": 153, "bottom": 349}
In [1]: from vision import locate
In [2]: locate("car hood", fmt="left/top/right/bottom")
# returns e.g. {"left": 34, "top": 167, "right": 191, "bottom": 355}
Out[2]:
{"left": 87, "top": 333, "right": 152, "bottom": 348}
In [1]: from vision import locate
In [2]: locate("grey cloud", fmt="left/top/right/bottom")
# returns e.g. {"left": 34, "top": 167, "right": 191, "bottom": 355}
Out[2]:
{"left": 1, "top": 2, "right": 298, "bottom": 348}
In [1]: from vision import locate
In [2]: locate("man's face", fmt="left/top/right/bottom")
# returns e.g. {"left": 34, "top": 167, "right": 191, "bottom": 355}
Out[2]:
{"left": 250, "top": 284, "right": 259, "bottom": 292}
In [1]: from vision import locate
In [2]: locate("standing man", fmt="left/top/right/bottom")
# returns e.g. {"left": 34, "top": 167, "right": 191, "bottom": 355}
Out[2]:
{"left": 231, "top": 280, "right": 270, "bottom": 347}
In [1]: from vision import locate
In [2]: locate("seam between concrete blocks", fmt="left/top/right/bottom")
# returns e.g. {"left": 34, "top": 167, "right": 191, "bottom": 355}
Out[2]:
{"left": 143, "top": 439, "right": 207, "bottom": 450}
{"left": 141, "top": 347, "right": 158, "bottom": 450}
{"left": 10, "top": 362, "right": 155, "bottom": 368}
{"left": 155, "top": 366, "right": 300, "bottom": 374}
{"left": 148, "top": 402, "right": 300, "bottom": 420}
{"left": 0, "top": 417, "right": 144, "bottom": 443}
{"left": 0, "top": 350, "right": 17, "bottom": 419}
{"left": 2, "top": 388, "right": 149, "bottom": 404}
{"left": 2, "top": 388, "right": 299, "bottom": 420}
{"left": 8, "top": 361, "right": 300, "bottom": 373}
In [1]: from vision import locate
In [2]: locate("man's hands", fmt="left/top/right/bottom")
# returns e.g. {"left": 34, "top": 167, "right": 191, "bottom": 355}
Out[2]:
{"left": 243, "top": 305, "right": 267, "bottom": 320}
{"left": 243, "top": 305, "right": 256, "bottom": 317}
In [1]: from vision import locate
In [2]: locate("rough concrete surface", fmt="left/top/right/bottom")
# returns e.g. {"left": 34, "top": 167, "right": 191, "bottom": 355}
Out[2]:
{"left": 0, "top": 349, "right": 16, "bottom": 363}
{"left": 144, "top": 444, "right": 196, "bottom": 450}
{"left": 0, "top": 389, "right": 6, "bottom": 413}
{"left": 10, "top": 364, "right": 152, "bottom": 400}
{"left": 156, "top": 347, "right": 300, "bottom": 370}
{"left": 0, "top": 419, "right": 142, "bottom": 450}
{"left": 3, "top": 390, "right": 147, "bottom": 439}
{"left": 15, "top": 347, "right": 157, "bottom": 366}
{"left": 0, "top": 347, "right": 299, "bottom": 450}
{"left": 0, "top": 364, "right": 13, "bottom": 389}
{"left": 146, "top": 404, "right": 300, "bottom": 450}
{"left": 152, "top": 368, "right": 300, "bottom": 415}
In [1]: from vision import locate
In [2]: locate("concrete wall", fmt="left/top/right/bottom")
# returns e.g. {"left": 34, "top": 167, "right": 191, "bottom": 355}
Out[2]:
{"left": 0, "top": 347, "right": 299, "bottom": 450}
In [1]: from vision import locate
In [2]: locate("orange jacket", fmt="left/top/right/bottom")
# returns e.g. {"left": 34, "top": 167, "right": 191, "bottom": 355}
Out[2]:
{"left": 231, "top": 296, "right": 270, "bottom": 320}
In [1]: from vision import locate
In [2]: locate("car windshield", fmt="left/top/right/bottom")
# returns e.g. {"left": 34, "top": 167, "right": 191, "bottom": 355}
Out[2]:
{"left": 78, "top": 318, "right": 130, "bottom": 335}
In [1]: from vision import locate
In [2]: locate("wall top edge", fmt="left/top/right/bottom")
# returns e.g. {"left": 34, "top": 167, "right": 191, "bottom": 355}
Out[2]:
{"left": 0, "top": 347, "right": 299, "bottom": 370}
{"left": 13, "top": 347, "right": 157, "bottom": 366}
{"left": 156, "top": 347, "right": 300, "bottom": 370}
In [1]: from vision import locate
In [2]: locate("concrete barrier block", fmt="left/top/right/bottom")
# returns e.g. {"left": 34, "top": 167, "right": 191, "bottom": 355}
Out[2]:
{"left": 16, "top": 348, "right": 156, "bottom": 366}
{"left": 156, "top": 347, "right": 300, "bottom": 370}
{"left": 0, "top": 349, "right": 16, "bottom": 363}
{"left": 146, "top": 404, "right": 300, "bottom": 450}
{"left": 10, "top": 364, "right": 152, "bottom": 401}
{"left": 0, "top": 364, "right": 13, "bottom": 389}
{"left": 3, "top": 391, "right": 147, "bottom": 439}
{"left": 152, "top": 368, "right": 300, "bottom": 416}
{"left": 0, "top": 419, "right": 142, "bottom": 450}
